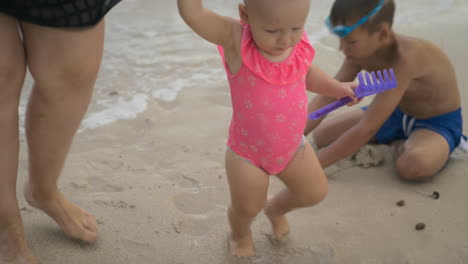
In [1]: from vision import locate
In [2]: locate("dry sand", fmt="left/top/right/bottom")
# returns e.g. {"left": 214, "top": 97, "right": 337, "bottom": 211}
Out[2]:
{"left": 15, "top": 0, "right": 468, "bottom": 263}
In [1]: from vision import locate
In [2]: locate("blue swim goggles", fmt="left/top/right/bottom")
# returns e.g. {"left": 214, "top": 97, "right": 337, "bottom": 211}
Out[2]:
{"left": 325, "top": 0, "right": 385, "bottom": 38}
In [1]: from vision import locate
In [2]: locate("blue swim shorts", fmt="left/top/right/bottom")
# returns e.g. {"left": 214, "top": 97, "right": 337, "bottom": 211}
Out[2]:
{"left": 362, "top": 106, "right": 466, "bottom": 153}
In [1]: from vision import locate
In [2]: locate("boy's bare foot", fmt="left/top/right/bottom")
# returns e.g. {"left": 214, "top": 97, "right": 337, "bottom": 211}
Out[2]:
{"left": 0, "top": 223, "right": 38, "bottom": 264}
{"left": 264, "top": 201, "right": 290, "bottom": 240}
{"left": 228, "top": 232, "right": 255, "bottom": 257}
{"left": 24, "top": 183, "right": 97, "bottom": 243}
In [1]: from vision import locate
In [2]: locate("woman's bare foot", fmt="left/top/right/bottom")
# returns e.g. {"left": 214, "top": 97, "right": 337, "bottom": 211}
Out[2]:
{"left": 228, "top": 232, "right": 255, "bottom": 257}
{"left": 0, "top": 222, "right": 38, "bottom": 264}
{"left": 264, "top": 200, "right": 290, "bottom": 240}
{"left": 24, "top": 183, "right": 97, "bottom": 243}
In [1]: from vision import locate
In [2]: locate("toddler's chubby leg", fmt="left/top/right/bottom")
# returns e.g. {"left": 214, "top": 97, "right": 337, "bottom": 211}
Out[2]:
{"left": 225, "top": 150, "right": 269, "bottom": 257}
{"left": 267, "top": 143, "right": 328, "bottom": 240}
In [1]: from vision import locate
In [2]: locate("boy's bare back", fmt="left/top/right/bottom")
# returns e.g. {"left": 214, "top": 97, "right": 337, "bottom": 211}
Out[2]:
{"left": 353, "top": 33, "right": 461, "bottom": 120}
{"left": 393, "top": 35, "right": 460, "bottom": 118}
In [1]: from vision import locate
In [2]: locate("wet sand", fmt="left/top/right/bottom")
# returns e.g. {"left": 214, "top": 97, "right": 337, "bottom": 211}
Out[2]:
{"left": 16, "top": 0, "right": 468, "bottom": 263}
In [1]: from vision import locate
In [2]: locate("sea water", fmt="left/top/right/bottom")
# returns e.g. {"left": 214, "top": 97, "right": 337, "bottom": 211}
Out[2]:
{"left": 16, "top": 0, "right": 454, "bottom": 133}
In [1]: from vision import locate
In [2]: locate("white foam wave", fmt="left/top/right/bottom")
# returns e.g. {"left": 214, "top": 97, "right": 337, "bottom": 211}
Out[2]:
{"left": 75, "top": 0, "right": 454, "bottom": 132}
{"left": 80, "top": 93, "right": 149, "bottom": 132}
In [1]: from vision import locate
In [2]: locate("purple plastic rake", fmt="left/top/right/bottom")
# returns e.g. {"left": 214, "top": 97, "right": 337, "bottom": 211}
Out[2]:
{"left": 308, "top": 68, "right": 397, "bottom": 120}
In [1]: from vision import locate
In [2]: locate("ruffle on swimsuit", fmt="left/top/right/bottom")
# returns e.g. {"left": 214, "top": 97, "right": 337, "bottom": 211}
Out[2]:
{"left": 240, "top": 26, "right": 315, "bottom": 85}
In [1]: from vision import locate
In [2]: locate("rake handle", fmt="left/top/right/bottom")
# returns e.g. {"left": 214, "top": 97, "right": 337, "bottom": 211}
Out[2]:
{"left": 308, "top": 96, "right": 353, "bottom": 120}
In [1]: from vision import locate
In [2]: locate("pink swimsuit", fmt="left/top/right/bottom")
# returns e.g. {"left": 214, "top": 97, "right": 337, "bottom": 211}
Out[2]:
{"left": 218, "top": 24, "right": 315, "bottom": 175}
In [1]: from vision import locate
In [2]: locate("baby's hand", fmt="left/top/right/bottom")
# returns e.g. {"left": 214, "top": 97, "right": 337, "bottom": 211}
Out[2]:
{"left": 337, "top": 82, "right": 360, "bottom": 106}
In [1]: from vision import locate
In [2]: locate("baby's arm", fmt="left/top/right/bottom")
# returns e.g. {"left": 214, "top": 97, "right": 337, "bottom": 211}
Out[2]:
{"left": 177, "top": 0, "right": 239, "bottom": 48}
{"left": 304, "top": 59, "right": 361, "bottom": 135}
{"left": 306, "top": 64, "right": 358, "bottom": 100}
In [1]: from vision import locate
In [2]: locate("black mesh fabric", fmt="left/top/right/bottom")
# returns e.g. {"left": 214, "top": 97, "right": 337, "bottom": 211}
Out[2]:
{"left": 0, "top": 0, "right": 121, "bottom": 28}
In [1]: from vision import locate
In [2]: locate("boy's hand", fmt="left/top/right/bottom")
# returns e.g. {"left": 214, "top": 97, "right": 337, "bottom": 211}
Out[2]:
{"left": 337, "top": 82, "right": 361, "bottom": 106}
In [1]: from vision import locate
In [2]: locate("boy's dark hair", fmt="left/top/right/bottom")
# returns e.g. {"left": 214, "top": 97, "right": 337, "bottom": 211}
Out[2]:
{"left": 329, "top": 0, "right": 395, "bottom": 33}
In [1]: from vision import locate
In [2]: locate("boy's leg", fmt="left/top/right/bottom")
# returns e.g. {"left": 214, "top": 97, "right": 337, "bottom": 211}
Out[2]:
{"left": 311, "top": 108, "right": 364, "bottom": 148}
{"left": 225, "top": 150, "right": 269, "bottom": 257}
{"left": 394, "top": 129, "right": 450, "bottom": 181}
{"left": 267, "top": 143, "right": 328, "bottom": 239}
{"left": 19, "top": 21, "right": 105, "bottom": 243}
{"left": 0, "top": 14, "right": 38, "bottom": 264}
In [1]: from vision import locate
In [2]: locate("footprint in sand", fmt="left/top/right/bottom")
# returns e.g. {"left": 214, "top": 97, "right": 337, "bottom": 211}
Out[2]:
{"left": 70, "top": 176, "right": 125, "bottom": 193}
{"left": 163, "top": 173, "right": 200, "bottom": 192}
{"left": 172, "top": 191, "right": 216, "bottom": 215}
{"left": 94, "top": 200, "right": 136, "bottom": 209}
{"left": 168, "top": 174, "right": 219, "bottom": 236}
{"left": 361, "top": 249, "right": 410, "bottom": 264}
{"left": 259, "top": 245, "right": 334, "bottom": 264}
{"left": 456, "top": 247, "right": 468, "bottom": 262}
{"left": 120, "top": 239, "right": 157, "bottom": 262}
{"left": 172, "top": 215, "right": 219, "bottom": 236}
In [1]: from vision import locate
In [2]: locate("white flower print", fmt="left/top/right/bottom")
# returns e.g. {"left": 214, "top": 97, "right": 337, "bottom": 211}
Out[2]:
{"left": 256, "top": 138, "right": 265, "bottom": 146}
{"left": 276, "top": 156, "right": 285, "bottom": 164}
{"left": 255, "top": 64, "right": 262, "bottom": 73}
{"left": 276, "top": 114, "right": 286, "bottom": 123}
{"left": 241, "top": 128, "right": 249, "bottom": 136}
{"left": 249, "top": 145, "right": 258, "bottom": 153}
{"left": 271, "top": 133, "right": 280, "bottom": 142}
{"left": 244, "top": 100, "right": 253, "bottom": 109}
{"left": 278, "top": 89, "right": 287, "bottom": 99}
{"left": 298, "top": 99, "right": 306, "bottom": 109}
{"left": 262, "top": 99, "right": 271, "bottom": 107}
{"left": 288, "top": 122, "right": 297, "bottom": 131}
{"left": 248, "top": 74, "right": 257, "bottom": 87}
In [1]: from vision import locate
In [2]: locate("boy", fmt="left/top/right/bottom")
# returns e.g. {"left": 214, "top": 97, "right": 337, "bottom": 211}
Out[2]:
{"left": 305, "top": 0, "right": 466, "bottom": 180}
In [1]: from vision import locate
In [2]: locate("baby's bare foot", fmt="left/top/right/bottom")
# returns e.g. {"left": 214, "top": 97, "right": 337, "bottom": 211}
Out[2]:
{"left": 264, "top": 201, "right": 290, "bottom": 240}
{"left": 228, "top": 232, "right": 255, "bottom": 257}
{"left": 0, "top": 223, "right": 38, "bottom": 264}
{"left": 24, "top": 183, "right": 97, "bottom": 243}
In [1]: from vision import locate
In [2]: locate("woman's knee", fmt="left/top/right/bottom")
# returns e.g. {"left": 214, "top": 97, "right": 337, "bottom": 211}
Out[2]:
{"left": 0, "top": 61, "right": 25, "bottom": 109}
{"left": 29, "top": 61, "right": 100, "bottom": 96}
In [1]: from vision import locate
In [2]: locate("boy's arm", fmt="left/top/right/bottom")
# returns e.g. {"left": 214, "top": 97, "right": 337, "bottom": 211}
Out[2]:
{"left": 177, "top": 0, "right": 239, "bottom": 48}
{"left": 304, "top": 59, "right": 362, "bottom": 135}
{"left": 317, "top": 66, "right": 411, "bottom": 168}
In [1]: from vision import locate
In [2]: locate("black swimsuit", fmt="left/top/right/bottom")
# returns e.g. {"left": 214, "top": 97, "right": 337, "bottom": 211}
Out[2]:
{"left": 0, "top": 0, "right": 121, "bottom": 28}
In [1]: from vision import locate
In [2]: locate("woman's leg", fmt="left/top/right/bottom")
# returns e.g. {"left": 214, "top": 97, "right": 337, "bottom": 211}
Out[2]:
{"left": 266, "top": 143, "right": 328, "bottom": 239}
{"left": 19, "top": 20, "right": 105, "bottom": 243}
{"left": 0, "top": 14, "right": 38, "bottom": 264}
{"left": 225, "top": 150, "right": 269, "bottom": 257}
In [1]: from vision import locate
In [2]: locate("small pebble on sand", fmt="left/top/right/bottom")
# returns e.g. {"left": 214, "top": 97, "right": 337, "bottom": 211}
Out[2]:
{"left": 415, "top": 223, "right": 425, "bottom": 230}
